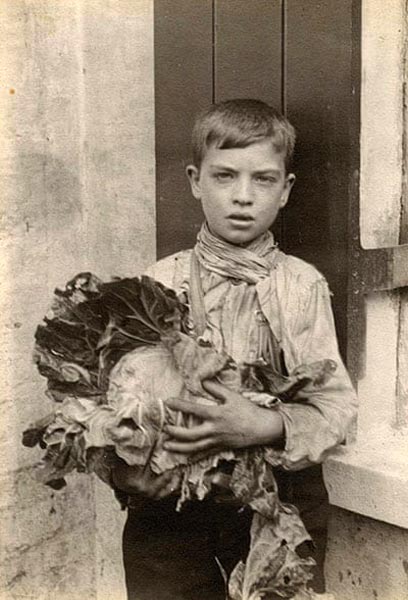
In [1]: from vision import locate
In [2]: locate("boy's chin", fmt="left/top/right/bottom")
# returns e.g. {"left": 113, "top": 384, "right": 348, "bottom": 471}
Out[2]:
{"left": 206, "top": 222, "right": 272, "bottom": 246}
{"left": 215, "top": 230, "right": 265, "bottom": 247}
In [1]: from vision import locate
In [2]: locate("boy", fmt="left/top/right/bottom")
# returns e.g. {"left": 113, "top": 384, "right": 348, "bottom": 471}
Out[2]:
{"left": 112, "top": 99, "right": 357, "bottom": 599}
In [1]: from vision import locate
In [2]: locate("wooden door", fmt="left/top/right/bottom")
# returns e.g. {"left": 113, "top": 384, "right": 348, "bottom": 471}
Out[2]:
{"left": 154, "top": 0, "right": 358, "bottom": 360}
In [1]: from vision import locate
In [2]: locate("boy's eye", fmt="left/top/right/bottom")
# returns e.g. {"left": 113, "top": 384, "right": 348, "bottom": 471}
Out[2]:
{"left": 214, "top": 172, "right": 234, "bottom": 182}
{"left": 255, "top": 175, "right": 277, "bottom": 184}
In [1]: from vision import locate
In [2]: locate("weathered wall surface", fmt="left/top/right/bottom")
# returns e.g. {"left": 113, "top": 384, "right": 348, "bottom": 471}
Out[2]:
{"left": 360, "top": 0, "right": 406, "bottom": 249}
{"left": 324, "top": 0, "right": 408, "bottom": 598}
{"left": 325, "top": 507, "right": 408, "bottom": 600}
{"left": 0, "top": 1, "right": 155, "bottom": 598}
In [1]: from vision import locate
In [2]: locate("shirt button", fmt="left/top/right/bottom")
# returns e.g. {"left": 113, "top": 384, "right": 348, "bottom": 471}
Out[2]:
{"left": 255, "top": 310, "right": 267, "bottom": 323}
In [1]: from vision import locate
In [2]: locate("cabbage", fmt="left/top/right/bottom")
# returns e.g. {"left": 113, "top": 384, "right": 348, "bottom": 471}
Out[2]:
{"left": 23, "top": 272, "right": 337, "bottom": 599}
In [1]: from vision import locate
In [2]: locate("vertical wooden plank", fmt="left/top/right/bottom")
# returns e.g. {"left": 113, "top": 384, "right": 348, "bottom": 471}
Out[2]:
{"left": 214, "top": 0, "right": 283, "bottom": 108}
{"left": 214, "top": 0, "right": 284, "bottom": 240}
{"left": 154, "top": 0, "right": 213, "bottom": 258}
{"left": 284, "top": 0, "right": 355, "bottom": 357}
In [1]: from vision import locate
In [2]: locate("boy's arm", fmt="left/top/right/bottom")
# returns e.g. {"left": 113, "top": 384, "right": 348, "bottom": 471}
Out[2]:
{"left": 266, "top": 275, "right": 358, "bottom": 471}
{"left": 165, "top": 274, "right": 357, "bottom": 468}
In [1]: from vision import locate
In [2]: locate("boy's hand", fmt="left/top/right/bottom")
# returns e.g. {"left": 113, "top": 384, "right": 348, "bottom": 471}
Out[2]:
{"left": 164, "top": 380, "right": 284, "bottom": 455}
{"left": 112, "top": 461, "right": 180, "bottom": 500}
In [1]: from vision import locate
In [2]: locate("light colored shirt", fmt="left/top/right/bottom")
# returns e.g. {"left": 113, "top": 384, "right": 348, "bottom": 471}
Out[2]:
{"left": 146, "top": 248, "right": 357, "bottom": 471}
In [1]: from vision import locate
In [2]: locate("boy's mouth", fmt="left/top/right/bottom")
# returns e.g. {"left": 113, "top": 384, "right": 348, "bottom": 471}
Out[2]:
{"left": 227, "top": 213, "right": 254, "bottom": 222}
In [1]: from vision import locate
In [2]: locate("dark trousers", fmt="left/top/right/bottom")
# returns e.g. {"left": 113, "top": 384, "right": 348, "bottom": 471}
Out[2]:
{"left": 122, "top": 467, "right": 328, "bottom": 599}
{"left": 122, "top": 496, "right": 252, "bottom": 600}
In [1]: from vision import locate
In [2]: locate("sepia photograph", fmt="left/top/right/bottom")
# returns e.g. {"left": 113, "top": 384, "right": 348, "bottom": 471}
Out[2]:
{"left": 1, "top": 1, "right": 407, "bottom": 599}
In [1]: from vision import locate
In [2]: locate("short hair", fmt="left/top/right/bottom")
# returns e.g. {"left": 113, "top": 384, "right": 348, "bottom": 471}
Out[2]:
{"left": 191, "top": 99, "right": 296, "bottom": 171}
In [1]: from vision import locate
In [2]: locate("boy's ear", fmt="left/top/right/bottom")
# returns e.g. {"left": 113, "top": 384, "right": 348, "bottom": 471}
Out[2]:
{"left": 280, "top": 173, "right": 296, "bottom": 208}
{"left": 186, "top": 165, "right": 201, "bottom": 200}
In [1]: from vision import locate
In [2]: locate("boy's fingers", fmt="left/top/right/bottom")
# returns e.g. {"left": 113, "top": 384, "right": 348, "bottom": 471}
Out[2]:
{"left": 149, "top": 470, "right": 173, "bottom": 495}
{"left": 155, "top": 473, "right": 180, "bottom": 499}
{"left": 155, "top": 484, "right": 174, "bottom": 500}
{"left": 202, "top": 379, "right": 230, "bottom": 401}
{"left": 165, "top": 423, "right": 213, "bottom": 441}
{"left": 165, "top": 397, "right": 214, "bottom": 419}
{"left": 163, "top": 438, "right": 215, "bottom": 454}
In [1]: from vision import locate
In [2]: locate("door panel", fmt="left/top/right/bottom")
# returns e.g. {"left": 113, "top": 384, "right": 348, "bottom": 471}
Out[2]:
{"left": 284, "top": 0, "right": 354, "bottom": 354}
{"left": 154, "top": 0, "right": 212, "bottom": 258}
{"left": 214, "top": 0, "right": 283, "bottom": 107}
{"left": 154, "top": 0, "right": 356, "bottom": 357}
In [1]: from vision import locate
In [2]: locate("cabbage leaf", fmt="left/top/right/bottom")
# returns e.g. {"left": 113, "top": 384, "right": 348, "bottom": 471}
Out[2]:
{"left": 23, "top": 272, "right": 337, "bottom": 599}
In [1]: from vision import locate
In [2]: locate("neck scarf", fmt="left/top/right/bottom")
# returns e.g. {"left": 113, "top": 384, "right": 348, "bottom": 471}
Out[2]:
{"left": 193, "top": 222, "right": 278, "bottom": 285}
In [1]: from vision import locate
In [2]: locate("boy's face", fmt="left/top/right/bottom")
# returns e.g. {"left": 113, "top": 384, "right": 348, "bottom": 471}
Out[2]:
{"left": 187, "top": 139, "right": 295, "bottom": 246}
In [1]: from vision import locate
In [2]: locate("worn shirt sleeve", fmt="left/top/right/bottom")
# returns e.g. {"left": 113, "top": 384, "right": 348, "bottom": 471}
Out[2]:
{"left": 261, "top": 269, "right": 357, "bottom": 471}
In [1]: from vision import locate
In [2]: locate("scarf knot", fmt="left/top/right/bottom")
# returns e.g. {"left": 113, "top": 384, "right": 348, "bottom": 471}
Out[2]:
{"left": 194, "top": 222, "right": 278, "bottom": 284}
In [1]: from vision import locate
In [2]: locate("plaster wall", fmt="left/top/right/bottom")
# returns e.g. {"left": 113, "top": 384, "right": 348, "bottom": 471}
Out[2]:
{"left": 358, "top": 0, "right": 408, "bottom": 443}
{"left": 360, "top": 0, "right": 407, "bottom": 249}
{"left": 0, "top": 1, "right": 155, "bottom": 598}
{"left": 324, "top": 0, "right": 408, "bottom": 597}
{"left": 325, "top": 507, "right": 408, "bottom": 600}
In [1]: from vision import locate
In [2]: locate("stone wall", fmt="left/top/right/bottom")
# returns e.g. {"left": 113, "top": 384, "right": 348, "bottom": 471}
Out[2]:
{"left": 323, "top": 1, "right": 408, "bottom": 598}
{"left": 0, "top": 2, "right": 155, "bottom": 598}
{"left": 325, "top": 507, "right": 408, "bottom": 600}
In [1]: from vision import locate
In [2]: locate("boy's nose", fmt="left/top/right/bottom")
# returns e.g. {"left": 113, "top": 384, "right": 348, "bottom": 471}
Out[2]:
{"left": 232, "top": 178, "right": 254, "bottom": 205}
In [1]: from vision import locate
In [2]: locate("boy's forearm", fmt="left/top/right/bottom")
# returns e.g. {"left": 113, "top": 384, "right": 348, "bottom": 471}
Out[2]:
{"left": 255, "top": 409, "right": 285, "bottom": 448}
